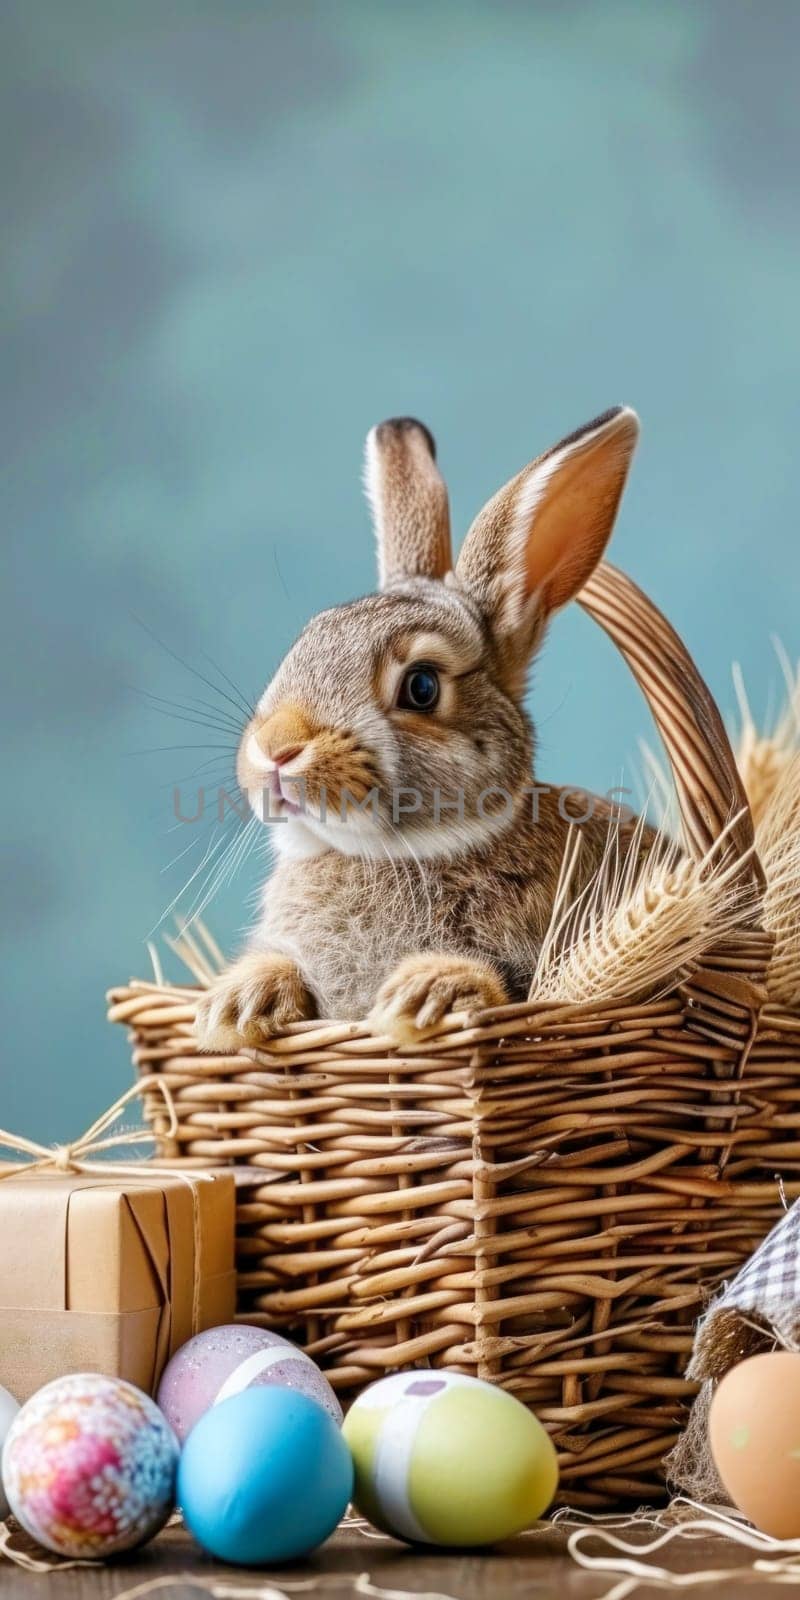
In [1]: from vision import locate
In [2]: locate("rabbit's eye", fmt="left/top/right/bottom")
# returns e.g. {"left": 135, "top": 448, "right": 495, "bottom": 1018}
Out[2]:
{"left": 397, "top": 664, "right": 440, "bottom": 712}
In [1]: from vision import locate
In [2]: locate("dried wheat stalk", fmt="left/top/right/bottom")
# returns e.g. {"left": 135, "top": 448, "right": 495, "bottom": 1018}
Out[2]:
{"left": 732, "top": 645, "right": 800, "bottom": 827}
{"left": 531, "top": 812, "right": 755, "bottom": 1006}
{"left": 149, "top": 917, "right": 225, "bottom": 988}
{"left": 757, "top": 751, "right": 800, "bottom": 1007}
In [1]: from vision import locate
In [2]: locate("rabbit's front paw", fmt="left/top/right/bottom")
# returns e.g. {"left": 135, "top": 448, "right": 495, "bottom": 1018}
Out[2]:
{"left": 194, "top": 951, "right": 314, "bottom": 1049}
{"left": 368, "top": 953, "right": 508, "bottom": 1046}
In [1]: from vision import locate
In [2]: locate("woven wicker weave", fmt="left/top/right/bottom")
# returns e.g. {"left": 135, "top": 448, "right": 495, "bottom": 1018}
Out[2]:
{"left": 108, "top": 564, "right": 800, "bottom": 1506}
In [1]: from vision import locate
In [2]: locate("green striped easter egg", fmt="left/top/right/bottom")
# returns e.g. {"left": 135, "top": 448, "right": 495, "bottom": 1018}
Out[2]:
{"left": 342, "top": 1372, "right": 558, "bottom": 1546}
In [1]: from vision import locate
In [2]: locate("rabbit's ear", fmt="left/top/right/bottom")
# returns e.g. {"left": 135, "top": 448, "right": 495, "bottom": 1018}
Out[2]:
{"left": 364, "top": 417, "right": 452, "bottom": 587}
{"left": 455, "top": 406, "right": 639, "bottom": 680}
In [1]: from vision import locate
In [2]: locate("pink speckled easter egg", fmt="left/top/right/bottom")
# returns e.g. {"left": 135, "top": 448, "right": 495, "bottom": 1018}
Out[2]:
{"left": 156, "top": 1324, "right": 343, "bottom": 1444}
{"left": 2, "top": 1374, "right": 178, "bottom": 1558}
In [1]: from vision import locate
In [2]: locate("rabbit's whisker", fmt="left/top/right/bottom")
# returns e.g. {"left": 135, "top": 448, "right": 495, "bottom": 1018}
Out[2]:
{"left": 160, "top": 757, "right": 240, "bottom": 792}
{"left": 129, "top": 683, "right": 244, "bottom": 730}
{"left": 159, "top": 811, "right": 239, "bottom": 875}
{"left": 126, "top": 743, "right": 239, "bottom": 757}
{"left": 132, "top": 692, "right": 244, "bottom": 740}
{"left": 199, "top": 646, "right": 256, "bottom": 720}
{"left": 147, "top": 688, "right": 245, "bottom": 729}
{"left": 178, "top": 816, "right": 257, "bottom": 931}
{"left": 161, "top": 830, "right": 211, "bottom": 878}
{"left": 132, "top": 613, "right": 255, "bottom": 723}
{"left": 151, "top": 824, "right": 235, "bottom": 935}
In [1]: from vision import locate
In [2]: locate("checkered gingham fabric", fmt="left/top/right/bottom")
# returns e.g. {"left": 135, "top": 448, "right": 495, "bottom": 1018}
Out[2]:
{"left": 711, "top": 1199, "right": 800, "bottom": 1344}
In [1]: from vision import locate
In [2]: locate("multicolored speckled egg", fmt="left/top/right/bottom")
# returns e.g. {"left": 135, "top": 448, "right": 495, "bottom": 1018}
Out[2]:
{"left": 2, "top": 1374, "right": 178, "bottom": 1557}
{"left": 343, "top": 1371, "right": 558, "bottom": 1546}
{"left": 157, "top": 1323, "right": 342, "bottom": 1443}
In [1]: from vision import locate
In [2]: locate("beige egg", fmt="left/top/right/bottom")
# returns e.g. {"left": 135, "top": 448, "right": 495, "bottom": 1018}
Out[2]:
{"left": 709, "top": 1351, "right": 800, "bottom": 1538}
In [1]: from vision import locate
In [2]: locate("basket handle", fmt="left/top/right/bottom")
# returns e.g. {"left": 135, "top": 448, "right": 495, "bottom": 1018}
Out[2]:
{"left": 578, "top": 562, "right": 765, "bottom": 900}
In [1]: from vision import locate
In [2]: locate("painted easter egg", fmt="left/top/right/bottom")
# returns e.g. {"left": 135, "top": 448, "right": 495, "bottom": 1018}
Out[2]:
{"left": 342, "top": 1371, "right": 558, "bottom": 1545}
{"left": 156, "top": 1323, "right": 342, "bottom": 1443}
{"left": 709, "top": 1351, "right": 800, "bottom": 1537}
{"left": 0, "top": 1383, "right": 20, "bottom": 1520}
{"left": 178, "top": 1387, "right": 353, "bottom": 1564}
{"left": 2, "top": 1374, "right": 178, "bottom": 1558}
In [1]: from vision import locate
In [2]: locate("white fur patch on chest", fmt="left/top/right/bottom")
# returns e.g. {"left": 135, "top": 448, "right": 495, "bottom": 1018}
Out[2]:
{"left": 255, "top": 855, "right": 435, "bottom": 1016}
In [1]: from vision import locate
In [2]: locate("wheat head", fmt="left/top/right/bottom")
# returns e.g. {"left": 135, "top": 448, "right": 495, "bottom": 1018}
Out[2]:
{"left": 531, "top": 814, "right": 754, "bottom": 1006}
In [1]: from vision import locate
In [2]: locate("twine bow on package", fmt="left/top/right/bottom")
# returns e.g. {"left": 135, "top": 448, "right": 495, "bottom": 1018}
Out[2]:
{"left": 668, "top": 1198, "right": 800, "bottom": 1498}
{"left": 0, "top": 1083, "right": 236, "bottom": 1402}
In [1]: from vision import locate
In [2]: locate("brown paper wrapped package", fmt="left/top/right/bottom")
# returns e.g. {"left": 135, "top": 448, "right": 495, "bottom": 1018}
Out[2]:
{"left": 0, "top": 1166, "right": 236, "bottom": 1401}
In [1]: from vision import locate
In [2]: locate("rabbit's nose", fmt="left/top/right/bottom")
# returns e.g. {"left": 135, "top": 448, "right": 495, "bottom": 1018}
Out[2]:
{"left": 257, "top": 703, "right": 317, "bottom": 766}
{"left": 272, "top": 743, "right": 304, "bottom": 768}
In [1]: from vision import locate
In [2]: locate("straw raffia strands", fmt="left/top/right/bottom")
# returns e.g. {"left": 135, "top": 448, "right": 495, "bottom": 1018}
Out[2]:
{"left": 0, "top": 1077, "right": 179, "bottom": 1178}
{"left": 564, "top": 1510, "right": 800, "bottom": 1600}
{"left": 555, "top": 1498, "right": 800, "bottom": 1600}
{"left": 107, "top": 565, "right": 800, "bottom": 1506}
{"left": 106, "top": 1573, "right": 461, "bottom": 1600}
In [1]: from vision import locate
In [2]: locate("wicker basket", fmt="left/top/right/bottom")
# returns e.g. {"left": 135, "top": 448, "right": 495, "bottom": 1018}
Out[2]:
{"left": 108, "top": 565, "right": 800, "bottom": 1506}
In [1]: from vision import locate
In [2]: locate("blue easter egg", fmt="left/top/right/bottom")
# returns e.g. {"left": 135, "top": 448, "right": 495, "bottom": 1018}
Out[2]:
{"left": 177, "top": 1387, "right": 353, "bottom": 1565}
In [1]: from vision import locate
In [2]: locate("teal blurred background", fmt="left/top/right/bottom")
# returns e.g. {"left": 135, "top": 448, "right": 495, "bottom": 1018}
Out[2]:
{"left": 3, "top": 0, "right": 799, "bottom": 1135}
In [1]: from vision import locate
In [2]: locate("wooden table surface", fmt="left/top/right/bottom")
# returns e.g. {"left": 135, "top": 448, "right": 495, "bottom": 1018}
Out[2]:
{"left": 0, "top": 1514, "right": 786, "bottom": 1600}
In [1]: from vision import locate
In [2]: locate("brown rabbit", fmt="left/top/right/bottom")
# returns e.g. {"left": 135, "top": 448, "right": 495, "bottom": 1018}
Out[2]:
{"left": 195, "top": 406, "right": 642, "bottom": 1048}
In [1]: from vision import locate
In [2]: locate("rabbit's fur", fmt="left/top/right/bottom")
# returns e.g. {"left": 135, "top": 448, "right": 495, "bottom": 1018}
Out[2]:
{"left": 196, "top": 406, "right": 644, "bottom": 1048}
